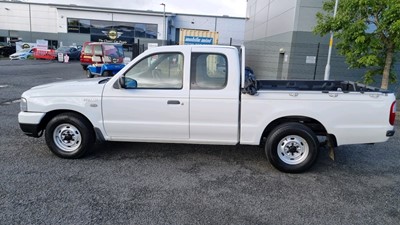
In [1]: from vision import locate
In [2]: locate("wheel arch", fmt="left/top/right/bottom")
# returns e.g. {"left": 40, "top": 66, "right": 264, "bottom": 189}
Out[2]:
{"left": 260, "top": 116, "right": 337, "bottom": 146}
{"left": 38, "top": 110, "right": 96, "bottom": 137}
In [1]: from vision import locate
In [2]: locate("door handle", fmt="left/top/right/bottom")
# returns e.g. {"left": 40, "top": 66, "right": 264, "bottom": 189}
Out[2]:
{"left": 167, "top": 100, "right": 180, "bottom": 105}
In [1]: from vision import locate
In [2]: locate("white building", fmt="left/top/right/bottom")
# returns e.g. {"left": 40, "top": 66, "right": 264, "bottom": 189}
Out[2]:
{"left": 0, "top": 1, "right": 245, "bottom": 49}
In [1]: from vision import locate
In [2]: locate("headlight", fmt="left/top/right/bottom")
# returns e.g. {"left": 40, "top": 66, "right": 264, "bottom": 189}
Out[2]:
{"left": 20, "top": 98, "right": 28, "bottom": 112}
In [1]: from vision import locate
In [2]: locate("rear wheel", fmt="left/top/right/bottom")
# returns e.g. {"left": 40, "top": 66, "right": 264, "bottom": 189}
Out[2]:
{"left": 102, "top": 70, "right": 111, "bottom": 77}
{"left": 45, "top": 113, "right": 95, "bottom": 158}
{"left": 265, "top": 122, "right": 319, "bottom": 173}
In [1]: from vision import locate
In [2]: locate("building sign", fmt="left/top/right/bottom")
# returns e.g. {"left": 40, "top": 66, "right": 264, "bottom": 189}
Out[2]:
{"left": 306, "top": 56, "right": 316, "bottom": 64}
{"left": 36, "top": 39, "right": 48, "bottom": 50}
{"left": 16, "top": 42, "right": 37, "bottom": 51}
{"left": 184, "top": 36, "right": 214, "bottom": 45}
{"left": 91, "top": 28, "right": 129, "bottom": 44}
{"left": 147, "top": 43, "right": 158, "bottom": 49}
{"left": 102, "top": 29, "right": 123, "bottom": 40}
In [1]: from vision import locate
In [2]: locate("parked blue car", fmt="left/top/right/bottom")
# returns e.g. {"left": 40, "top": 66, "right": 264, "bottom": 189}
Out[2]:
{"left": 55, "top": 46, "right": 81, "bottom": 61}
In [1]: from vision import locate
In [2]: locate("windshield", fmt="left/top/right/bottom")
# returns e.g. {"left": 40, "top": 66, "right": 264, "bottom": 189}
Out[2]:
{"left": 17, "top": 48, "right": 31, "bottom": 53}
{"left": 56, "top": 46, "right": 71, "bottom": 51}
{"left": 103, "top": 44, "right": 124, "bottom": 57}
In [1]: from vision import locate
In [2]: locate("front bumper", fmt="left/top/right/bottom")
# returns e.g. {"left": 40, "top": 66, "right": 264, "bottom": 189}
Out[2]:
{"left": 18, "top": 112, "right": 45, "bottom": 137}
{"left": 19, "top": 123, "right": 43, "bottom": 137}
{"left": 9, "top": 55, "right": 20, "bottom": 60}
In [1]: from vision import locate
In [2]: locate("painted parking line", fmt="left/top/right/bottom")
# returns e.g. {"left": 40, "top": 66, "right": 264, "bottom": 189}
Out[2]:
{"left": 1, "top": 99, "right": 21, "bottom": 105}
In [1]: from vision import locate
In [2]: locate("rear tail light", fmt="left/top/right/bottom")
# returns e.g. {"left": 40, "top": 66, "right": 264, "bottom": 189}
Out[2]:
{"left": 389, "top": 101, "right": 396, "bottom": 125}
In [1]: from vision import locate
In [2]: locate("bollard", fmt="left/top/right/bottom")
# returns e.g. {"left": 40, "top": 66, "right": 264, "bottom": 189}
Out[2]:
{"left": 64, "top": 54, "right": 70, "bottom": 63}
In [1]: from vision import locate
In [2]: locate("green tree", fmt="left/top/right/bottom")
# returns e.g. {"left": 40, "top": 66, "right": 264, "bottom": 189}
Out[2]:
{"left": 314, "top": 0, "right": 400, "bottom": 89}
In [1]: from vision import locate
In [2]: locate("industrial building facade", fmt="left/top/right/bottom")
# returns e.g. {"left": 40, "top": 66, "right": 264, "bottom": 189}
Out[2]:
{"left": 244, "top": 0, "right": 367, "bottom": 81}
{"left": 0, "top": 1, "right": 245, "bottom": 50}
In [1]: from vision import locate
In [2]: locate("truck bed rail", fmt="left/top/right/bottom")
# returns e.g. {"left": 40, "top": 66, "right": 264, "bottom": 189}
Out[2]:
{"left": 241, "top": 68, "right": 390, "bottom": 95}
{"left": 245, "top": 80, "right": 391, "bottom": 94}
{"left": 260, "top": 80, "right": 387, "bottom": 92}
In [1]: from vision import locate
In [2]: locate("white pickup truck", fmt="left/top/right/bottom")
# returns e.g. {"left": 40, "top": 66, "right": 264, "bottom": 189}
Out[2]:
{"left": 18, "top": 45, "right": 396, "bottom": 173}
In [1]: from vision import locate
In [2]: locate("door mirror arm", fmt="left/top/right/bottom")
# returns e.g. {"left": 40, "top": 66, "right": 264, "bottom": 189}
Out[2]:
{"left": 118, "top": 76, "right": 126, "bottom": 89}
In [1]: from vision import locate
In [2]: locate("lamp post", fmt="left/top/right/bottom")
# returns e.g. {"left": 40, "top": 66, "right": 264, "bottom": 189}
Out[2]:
{"left": 160, "top": 3, "right": 166, "bottom": 45}
{"left": 29, "top": 3, "right": 33, "bottom": 42}
{"left": 323, "top": 0, "right": 339, "bottom": 80}
{"left": 4, "top": 7, "right": 10, "bottom": 43}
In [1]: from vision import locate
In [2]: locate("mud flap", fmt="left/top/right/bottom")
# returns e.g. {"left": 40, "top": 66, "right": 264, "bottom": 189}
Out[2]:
{"left": 326, "top": 135, "right": 335, "bottom": 161}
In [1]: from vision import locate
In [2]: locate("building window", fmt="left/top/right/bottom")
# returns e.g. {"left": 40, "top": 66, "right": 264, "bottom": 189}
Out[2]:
{"left": 67, "top": 18, "right": 80, "bottom": 33}
{"left": 146, "top": 24, "right": 158, "bottom": 38}
{"left": 67, "top": 18, "right": 158, "bottom": 40}
{"left": 79, "top": 19, "right": 91, "bottom": 33}
{"left": 67, "top": 18, "right": 90, "bottom": 34}
{"left": 46, "top": 40, "right": 58, "bottom": 49}
{"left": 134, "top": 23, "right": 146, "bottom": 38}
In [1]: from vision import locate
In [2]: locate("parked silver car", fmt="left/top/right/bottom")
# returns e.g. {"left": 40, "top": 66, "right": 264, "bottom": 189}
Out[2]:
{"left": 9, "top": 48, "right": 34, "bottom": 60}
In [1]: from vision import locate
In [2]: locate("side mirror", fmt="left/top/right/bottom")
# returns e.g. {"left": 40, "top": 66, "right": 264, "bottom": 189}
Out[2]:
{"left": 119, "top": 76, "right": 137, "bottom": 89}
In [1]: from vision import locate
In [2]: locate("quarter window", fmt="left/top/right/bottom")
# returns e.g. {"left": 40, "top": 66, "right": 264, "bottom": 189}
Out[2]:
{"left": 84, "top": 45, "right": 92, "bottom": 55}
{"left": 190, "top": 53, "right": 227, "bottom": 89}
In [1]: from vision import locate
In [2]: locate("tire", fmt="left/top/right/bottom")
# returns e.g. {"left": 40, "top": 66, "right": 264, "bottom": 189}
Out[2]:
{"left": 102, "top": 70, "right": 110, "bottom": 77}
{"left": 45, "top": 113, "right": 95, "bottom": 159}
{"left": 82, "top": 65, "right": 88, "bottom": 70}
{"left": 265, "top": 122, "right": 319, "bottom": 173}
{"left": 87, "top": 70, "right": 94, "bottom": 78}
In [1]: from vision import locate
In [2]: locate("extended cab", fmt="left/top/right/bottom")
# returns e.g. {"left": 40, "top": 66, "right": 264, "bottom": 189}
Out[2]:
{"left": 18, "top": 45, "right": 396, "bottom": 173}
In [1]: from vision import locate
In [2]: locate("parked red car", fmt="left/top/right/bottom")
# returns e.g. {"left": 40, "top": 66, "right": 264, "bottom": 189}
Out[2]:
{"left": 80, "top": 42, "right": 124, "bottom": 70}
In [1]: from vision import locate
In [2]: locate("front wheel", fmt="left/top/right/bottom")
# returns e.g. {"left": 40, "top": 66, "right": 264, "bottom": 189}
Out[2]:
{"left": 45, "top": 113, "right": 95, "bottom": 158}
{"left": 265, "top": 122, "right": 319, "bottom": 173}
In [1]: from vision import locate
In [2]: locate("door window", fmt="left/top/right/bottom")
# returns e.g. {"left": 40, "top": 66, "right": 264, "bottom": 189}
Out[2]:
{"left": 124, "top": 53, "right": 184, "bottom": 89}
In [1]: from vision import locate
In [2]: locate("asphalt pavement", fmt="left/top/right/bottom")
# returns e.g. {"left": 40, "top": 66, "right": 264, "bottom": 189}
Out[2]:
{"left": 0, "top": 59, "right": 399, "bottom": 224}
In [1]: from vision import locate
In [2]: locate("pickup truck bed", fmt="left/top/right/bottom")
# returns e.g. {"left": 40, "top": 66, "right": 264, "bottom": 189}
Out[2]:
{"left": 257, "top": 80, "right": 387, "bottom": 93}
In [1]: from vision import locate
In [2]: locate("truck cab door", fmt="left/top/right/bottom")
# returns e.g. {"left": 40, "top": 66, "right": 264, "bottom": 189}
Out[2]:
{"left": 189, "top": 47, "right": 240, "bottom": 144}
{"left": 102, "top": 50, "right": 189, "bottom": 141}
